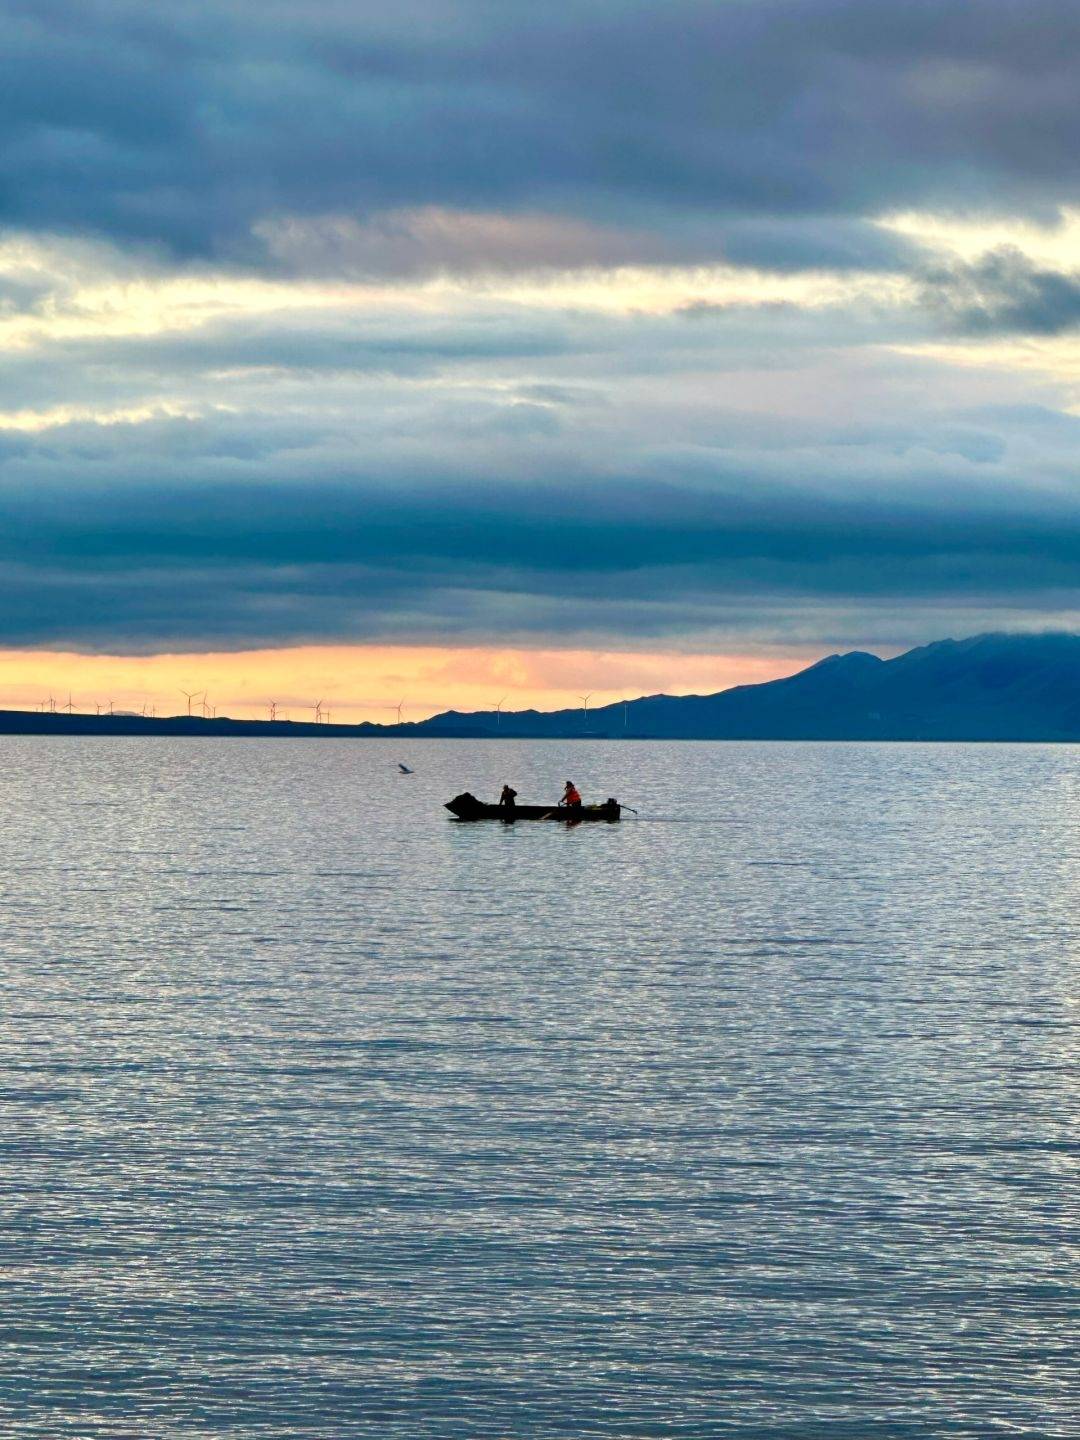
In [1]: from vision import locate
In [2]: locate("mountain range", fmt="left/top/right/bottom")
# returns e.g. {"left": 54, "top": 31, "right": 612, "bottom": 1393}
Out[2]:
{"left": 416, "top": 633, "right": 1080, "bottom": 741}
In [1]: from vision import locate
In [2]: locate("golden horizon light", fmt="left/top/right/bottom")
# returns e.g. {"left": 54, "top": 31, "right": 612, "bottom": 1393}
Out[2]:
{"left": 0, "top": 644, "right": 813, "bottom": 724}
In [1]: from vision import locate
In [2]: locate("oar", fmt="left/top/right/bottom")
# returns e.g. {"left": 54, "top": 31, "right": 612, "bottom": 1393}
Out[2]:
{"left": 621, "top": 804, "right": 639, "bottom": 815}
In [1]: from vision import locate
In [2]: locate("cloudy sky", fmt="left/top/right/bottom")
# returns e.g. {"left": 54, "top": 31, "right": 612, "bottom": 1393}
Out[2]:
{"left": 4, "top": 0, "right": 1080, "bottom": 718}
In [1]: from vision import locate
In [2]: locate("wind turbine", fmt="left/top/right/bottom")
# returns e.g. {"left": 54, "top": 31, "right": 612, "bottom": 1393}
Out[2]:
{"left": 201, "top": 694, "right": 213, "bottom": 719}
{"left": 495, "top": 695, "right": 508, "bottom": 730}
{"left": 62, "top": 694, "right": 75, "bottom": 714}
{"left": 269, "top": 702, "right": 278, "bottom": 722}
{"left": 623, "top": 698, "right": 630, "bottom": 730}
{"left": 322, "top": 708, "right": 330, "bottom": 725}
{"left": 47, "top": 695, "right": 56, "bottom": 714}
{"left": 393, "top": 698, "right": 406, "bottom": 725}
{"left": 107, "top": 699, "right": 114, "bottom": 717}
{"left": 180, "top": 689, "right": 202, "bottom": 717}
{"left": 313, "top": 700, "right": 323, "bottom": 724}
{"left": 579, "top": 693, "right": 592, "bottom": 727}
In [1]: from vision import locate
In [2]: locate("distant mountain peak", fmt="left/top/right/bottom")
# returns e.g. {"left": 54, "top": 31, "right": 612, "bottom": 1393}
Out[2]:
{"left": 805, "top": 650, "right": 884, "bottom": 672}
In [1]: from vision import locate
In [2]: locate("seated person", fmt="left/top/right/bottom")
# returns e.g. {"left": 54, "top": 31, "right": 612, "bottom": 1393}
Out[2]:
{"left": 561, "top": 780, "right": 582, "bottom": 810}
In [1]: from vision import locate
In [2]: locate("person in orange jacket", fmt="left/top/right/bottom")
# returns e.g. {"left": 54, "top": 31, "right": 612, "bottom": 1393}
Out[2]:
{"left": 561, "top": 780, "right": 582, "bottom": 811}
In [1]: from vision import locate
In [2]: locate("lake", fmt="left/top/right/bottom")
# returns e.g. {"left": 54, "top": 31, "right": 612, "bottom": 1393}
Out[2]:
{"left": 0, "top": 738, "right": 1076, "bottom": 1437}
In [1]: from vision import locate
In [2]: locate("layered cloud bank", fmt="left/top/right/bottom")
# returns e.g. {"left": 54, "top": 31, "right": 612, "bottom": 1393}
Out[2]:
{"left": 3, "top": 0, "right": 1080, "bottom": 684}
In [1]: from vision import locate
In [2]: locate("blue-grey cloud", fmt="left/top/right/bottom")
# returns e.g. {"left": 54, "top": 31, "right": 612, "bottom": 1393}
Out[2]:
{"left": 3, "top": 1, "right": 1080, "bottom": 268}
{"left": 920, "top": 247, "right": 1080, "bottom": 335}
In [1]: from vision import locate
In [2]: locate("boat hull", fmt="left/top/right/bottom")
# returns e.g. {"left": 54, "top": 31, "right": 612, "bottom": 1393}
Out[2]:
{"left": 445, "top": 792, "right": 620, "bottom": 822}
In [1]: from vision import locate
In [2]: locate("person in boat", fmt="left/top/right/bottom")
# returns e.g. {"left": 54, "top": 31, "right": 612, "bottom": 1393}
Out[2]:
{"left": 499, "top": 784, "right": 518, "bottom": 813}
{"left": 561, "top": 780, "right": 582, "bottom": 811}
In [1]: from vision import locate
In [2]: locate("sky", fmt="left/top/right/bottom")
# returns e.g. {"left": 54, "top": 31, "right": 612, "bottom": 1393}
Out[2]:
{"left": 4, "top": 0, "right": 1080, "bottom": 720}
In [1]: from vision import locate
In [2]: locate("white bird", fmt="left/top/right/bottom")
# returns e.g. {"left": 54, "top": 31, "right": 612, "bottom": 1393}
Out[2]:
{"left": 398, "top": 762, "right": 414, "bottom": 774}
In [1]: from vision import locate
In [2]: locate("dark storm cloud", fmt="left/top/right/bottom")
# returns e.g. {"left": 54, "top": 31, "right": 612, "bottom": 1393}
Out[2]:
{"left": 3, "top": 1, "right": 1080, "bottom": 267}
{"left": 920, "top": 248, "right": 1080, "bottom": 335}
{"left": 4, "top": 403, "right": 1080, "bottom": 649}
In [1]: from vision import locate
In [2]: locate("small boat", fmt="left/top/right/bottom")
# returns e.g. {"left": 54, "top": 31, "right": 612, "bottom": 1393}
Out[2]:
{"left": 445, "top": 792, "right": 621, "bottom": 822}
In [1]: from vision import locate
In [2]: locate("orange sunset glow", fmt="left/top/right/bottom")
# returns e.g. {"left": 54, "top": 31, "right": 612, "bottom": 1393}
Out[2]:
{"left": 0, "top": 645, "right": 810, "bottom": 724}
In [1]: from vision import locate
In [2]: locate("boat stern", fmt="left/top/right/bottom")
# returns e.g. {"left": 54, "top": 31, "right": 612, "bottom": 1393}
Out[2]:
{"left": 445, "top": 791, "right": 482, "bottom": 819}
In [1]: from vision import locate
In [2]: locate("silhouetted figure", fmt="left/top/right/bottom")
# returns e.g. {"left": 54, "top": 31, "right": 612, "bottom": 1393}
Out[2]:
{"left": 561, "top": 780, "right": 582, "bottom": 811}
{"left": 499, "top": 784, "right": 518, "bottom": 814}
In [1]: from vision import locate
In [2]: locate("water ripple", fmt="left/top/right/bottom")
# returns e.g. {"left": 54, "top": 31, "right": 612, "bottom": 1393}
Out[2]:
{"left": 0, "top": 738, "right": 1076, "bottom": 1437}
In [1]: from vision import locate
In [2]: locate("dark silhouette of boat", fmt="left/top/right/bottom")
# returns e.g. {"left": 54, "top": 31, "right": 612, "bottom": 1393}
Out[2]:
{"left": 445, "top": 792, "right": 621, "bottom": 822}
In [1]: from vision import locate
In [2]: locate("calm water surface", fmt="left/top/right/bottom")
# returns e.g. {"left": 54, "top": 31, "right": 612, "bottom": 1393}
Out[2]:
{"left": 0, "top": 739, "right": 1076, "bottom": 1437}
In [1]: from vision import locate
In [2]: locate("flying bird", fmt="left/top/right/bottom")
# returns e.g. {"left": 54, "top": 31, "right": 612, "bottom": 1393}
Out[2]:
{"left": 398, "top": 762, "right": 414, "bottom": 774}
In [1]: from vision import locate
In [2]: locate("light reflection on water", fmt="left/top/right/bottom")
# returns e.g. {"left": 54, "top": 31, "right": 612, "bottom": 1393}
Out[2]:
{"left": 1, "top": 738, "right": 1076, "bottom": 1437}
